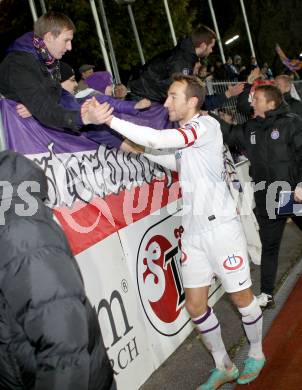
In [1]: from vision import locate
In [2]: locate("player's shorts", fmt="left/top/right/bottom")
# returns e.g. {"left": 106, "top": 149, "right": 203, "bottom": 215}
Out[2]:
{"left": 181, "top": 217, "right": 251, "bottom": 293}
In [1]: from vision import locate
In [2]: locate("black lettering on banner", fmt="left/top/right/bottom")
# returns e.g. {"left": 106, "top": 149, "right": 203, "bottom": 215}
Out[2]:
{"left": 117, "top": 346, "right": 128, "bottom": 370}
{"left": 127, "top": 337, "right": 139, "bottom": 362}
{"left": 34, "top": 143, "right": 173, "bottom": 208}
{"left": 164, "top": 246, "right": 185, "bottom": 310}
{"left": 98, "top": 290, "right": 133, "bottom": 348}
{"left": 113, "top": 337, "right": 140, "bottom": 374}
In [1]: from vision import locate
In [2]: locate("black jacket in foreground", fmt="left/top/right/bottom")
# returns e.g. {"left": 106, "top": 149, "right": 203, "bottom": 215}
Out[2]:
{"left": 217, "top": 103, "right": 302, "bottom": 216}
{"left": 0, "top": 51, "right": 81, "bottom": 132}
{"left": 0, "top": 151, "right": 114, "bottom": 390}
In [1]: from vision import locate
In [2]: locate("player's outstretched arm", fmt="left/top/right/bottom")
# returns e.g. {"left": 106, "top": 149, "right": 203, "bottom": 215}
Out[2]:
{"left": 106, "top": 115, "right": 202, "bottom": 150}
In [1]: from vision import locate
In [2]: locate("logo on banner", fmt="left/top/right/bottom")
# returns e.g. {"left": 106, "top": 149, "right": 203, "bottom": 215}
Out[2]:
{"left": 223, "top": 254, "right": 244, "bottom": 270}
{"left": 137, "top": 216, "right": 189, "bottom": 336}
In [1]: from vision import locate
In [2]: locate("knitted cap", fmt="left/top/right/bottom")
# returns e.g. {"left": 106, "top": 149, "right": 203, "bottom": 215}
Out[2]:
{"left": 60, "top": 62, "right": 75, "bottom": 82}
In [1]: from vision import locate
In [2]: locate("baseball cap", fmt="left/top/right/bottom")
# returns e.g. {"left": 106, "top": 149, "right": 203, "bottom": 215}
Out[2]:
{"left": 79, "top": 64, "right": 95, "bottom": 74}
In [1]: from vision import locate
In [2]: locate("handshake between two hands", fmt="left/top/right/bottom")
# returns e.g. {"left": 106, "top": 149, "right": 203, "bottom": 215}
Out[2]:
{"left": 16, "top": 96, "right": 114, "bottom": 127}
{"left": 81, "top": 97, "right": 114, "bottom": 126}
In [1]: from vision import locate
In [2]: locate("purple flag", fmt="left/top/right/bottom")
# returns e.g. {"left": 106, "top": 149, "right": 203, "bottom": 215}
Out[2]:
{"left": 0, "top": 98, "right": 98, "bottom": 154}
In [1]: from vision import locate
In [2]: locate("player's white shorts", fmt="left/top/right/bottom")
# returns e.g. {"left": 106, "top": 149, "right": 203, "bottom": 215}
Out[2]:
{"left": 181, "top": 217, "right": 251, "bottom": 293}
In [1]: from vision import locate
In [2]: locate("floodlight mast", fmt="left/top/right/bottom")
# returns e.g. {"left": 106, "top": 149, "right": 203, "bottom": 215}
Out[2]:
{"left": 115, "top": 0, "right": 145, "bottom": 65}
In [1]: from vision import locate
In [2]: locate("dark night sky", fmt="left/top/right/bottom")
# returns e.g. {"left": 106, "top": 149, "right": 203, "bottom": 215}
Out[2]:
{"left": 0, "top": 0, "right": 301, "bottom": 75}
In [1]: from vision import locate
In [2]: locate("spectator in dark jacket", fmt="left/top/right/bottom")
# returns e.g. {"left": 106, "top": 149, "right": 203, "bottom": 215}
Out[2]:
{"left": 216, "top": 85, "right": 302, "bottom": 309}
{"left": 0, "top": 150, "right": 115, "bottom": 390}
{"left": 275, "top": 74, "right": 302, "bottom": 116}
{"left": 0, "top": 12, "right": 111, "bottom": 133}
{"left": 128, "top": 25, "right": 216, "bottom": 103}
{"left": 15, "top": 61, "right": 151, "bottom": 151}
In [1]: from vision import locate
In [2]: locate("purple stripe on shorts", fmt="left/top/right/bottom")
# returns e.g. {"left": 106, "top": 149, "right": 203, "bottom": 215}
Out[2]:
{"left": 200, "top": 322, "right": 220, "bottom": 334}
{"left": 243, "top": 313, "right": 263, "bottom": 325}
{"left": 192, "top": 307, "right": 211, "bottom": 325}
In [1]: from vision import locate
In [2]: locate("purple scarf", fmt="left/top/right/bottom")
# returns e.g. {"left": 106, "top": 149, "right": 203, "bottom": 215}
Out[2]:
{"left": 33, "top": 34, "right": 60, "bottom": 81}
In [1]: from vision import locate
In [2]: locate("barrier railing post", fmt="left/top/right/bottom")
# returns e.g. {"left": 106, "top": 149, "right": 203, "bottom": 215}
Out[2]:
{"left": 98, "top": 0, "right": 121, "bottom": 83}
{"left": 163, "top": 0, "right": 177, "bottom": 46}
{"left": 207, "top": 0, "right": 226, "bottom": 63}
{"left": 239, "top": 0, "right": 256, "bottom": 58}
{"left": 127, "top": 4, "right": 145, "bottom": 65}
{"left": 28, "top": 0, "right": 38, "bottom": 22}
{"left": 89, "top": 0, "right": 113, "bottom": 75}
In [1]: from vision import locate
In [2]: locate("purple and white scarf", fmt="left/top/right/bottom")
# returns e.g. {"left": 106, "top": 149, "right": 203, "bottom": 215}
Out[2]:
{"left": 33, "top": 34, "right": 60, "bottom": 81}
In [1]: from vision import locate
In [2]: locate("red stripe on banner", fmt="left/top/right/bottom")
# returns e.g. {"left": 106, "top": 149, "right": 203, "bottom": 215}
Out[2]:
{"left": 176, "top": 127, "right": 188, "bottom": 144}
{"left": 54, "top": 173, "right": 180, "bottom": 255}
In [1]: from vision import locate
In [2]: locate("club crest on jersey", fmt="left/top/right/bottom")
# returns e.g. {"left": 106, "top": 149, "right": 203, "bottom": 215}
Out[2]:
{"left": 223, "top": 254, "right": 244, "bottom": 270}
{"left": 250, "top": 131, "right": 256, "bottom": 144}
{"left": 271, "top": 129, "right": 280, "bottom": 140}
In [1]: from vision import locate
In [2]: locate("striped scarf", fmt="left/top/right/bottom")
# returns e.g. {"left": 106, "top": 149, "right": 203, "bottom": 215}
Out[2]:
{"left": 33, "top": 34, "right": 60, "bottom": 81}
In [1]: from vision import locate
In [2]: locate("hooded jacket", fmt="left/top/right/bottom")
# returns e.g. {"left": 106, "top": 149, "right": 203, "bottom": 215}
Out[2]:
{"left": 217, "top": 103, "right": 302, "bottom": 215}
{"left": 0, "top": 151, "right": 114, "bottom": 390}
{"left": 0, "top": 32, "right": 82, "bottom": 132}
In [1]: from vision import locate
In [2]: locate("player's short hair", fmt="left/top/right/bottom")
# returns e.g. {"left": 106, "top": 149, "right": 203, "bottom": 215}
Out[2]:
{"left": 191, "top": 25, "right": 216, "bottom": 47}
{"left": 34, "top": 11, "right": 75, "bottom": 38}
{"left": 255, "top": 85, "right": 283, "bottom": 107}
{"left": 172, "top": 73, "right": 206, "bottom": 108}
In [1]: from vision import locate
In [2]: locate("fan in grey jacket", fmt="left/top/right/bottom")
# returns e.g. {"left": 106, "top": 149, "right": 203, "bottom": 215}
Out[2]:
{"left": 0, "top": 150, "right": 115, "bottom": 390}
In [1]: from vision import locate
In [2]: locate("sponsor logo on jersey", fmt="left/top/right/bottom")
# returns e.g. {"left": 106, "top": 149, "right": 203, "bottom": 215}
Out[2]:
{"left": 223, "top": 254, "right": 244, "bottom": 270}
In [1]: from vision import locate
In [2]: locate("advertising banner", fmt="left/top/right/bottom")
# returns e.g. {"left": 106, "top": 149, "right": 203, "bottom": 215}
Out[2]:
{"left": 0, "top": 97, "right": 259, "bottom": 389}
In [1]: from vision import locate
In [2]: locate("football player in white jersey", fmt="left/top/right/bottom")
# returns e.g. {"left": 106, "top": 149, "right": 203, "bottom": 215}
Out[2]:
{"left": 93, "top": 74, "right": 265, "bottom": 389}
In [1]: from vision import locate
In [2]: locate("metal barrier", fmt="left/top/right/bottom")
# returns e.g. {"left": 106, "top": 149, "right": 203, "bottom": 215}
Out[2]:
{"left": 205, "top": 80, "right": 249, "bottom": 124}
{"left": 206, "top": 79, "right": 302, "bottom": 124}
